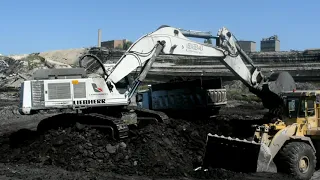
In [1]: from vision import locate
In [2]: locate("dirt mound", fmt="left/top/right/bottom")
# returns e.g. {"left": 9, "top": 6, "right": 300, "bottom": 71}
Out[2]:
{"left": 0, "top": 56, "right": 24, "bottom": 75}
{"left": 38, "top": 48, "right": 89, "bottom": 65}
{"left": 0, "top": 53, "right": 70, "bottom": 88}
{"left": 0, "top": 116, "right": 254, "bottom": 179}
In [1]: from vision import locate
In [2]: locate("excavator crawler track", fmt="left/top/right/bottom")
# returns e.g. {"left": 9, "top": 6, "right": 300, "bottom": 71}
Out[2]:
{"left": 81, "top": 113, "right": 130, "bottom": 139}
{"left": 36, "top": 112, "right": 129, "bottom": 140}
{"left": 201, "top": 133, "right": 263, "bottom": 173}
{"left": 129, "top": 107, "right": 170, "bottom": 124}
{"left": 79, "top": 107, "right": 170, "bottom": 139}
{"left": 80, "top": 107, "right": 170, "bottom": 139}
{"left": 37, "top": 107, "right": 170, "bottom": 140}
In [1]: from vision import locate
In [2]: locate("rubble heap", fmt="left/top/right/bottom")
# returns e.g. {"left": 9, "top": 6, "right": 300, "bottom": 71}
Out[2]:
{"left": 0, "top": 54, "right": 71, "bottom": 89}
{"left": 0, "top": 113, "right": 301, "bottom": 180}
{"left": 0, "top": 117, "right": 249, "bottom": 179}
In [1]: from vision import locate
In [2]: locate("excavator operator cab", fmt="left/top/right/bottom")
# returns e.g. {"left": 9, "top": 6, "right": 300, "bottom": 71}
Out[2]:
{"left": 281, "top": 90, "right": 320, "bottom": 130}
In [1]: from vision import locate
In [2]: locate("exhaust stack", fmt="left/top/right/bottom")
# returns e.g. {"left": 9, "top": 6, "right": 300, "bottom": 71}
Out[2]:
{"left": 98, "top": 29, "right": 102, "bottom": 47}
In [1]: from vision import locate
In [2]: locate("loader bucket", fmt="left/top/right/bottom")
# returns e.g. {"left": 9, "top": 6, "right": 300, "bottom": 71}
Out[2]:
{"left": 200, "top": 133, "right": 274, "bottom": 173}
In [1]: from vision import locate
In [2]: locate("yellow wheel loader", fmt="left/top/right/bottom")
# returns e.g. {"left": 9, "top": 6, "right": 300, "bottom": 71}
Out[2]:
{"left": 199, "top": 90, "right": 320, "bottom": 180}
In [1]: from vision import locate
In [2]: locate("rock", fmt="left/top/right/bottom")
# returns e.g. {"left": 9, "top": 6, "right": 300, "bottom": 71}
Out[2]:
{"left": 75, "top": 123, "right": 85, "bottom": 130}
{"left": 52, "top": 139, "right": 64, "bottom": 146}
{"left": 0, "top": 59, "right": 9, "bottom": 73}
{"left": 88, "top": 151, "right": 93, "bottom": 157}
{"left": 106, "top": 144, "right": 117, "bottom": 154}
{"left": 163, "top": 138, "right": 172, "bottom": 146}
{"left": 114, "top": 153, "right": 124, "bottom": 162}
{"left": 104, "top": 153, "right": 109, "bottom": 159}
{"left": 88, "top": 160, "right": 98, "bottom": 167}
{"left": 133, "top": 161, "right": 138, "bottom": 166}
{"left": 83, "top": 150, "right": 88, "bottom": 157}
{"left": 95, "top": 152, "right": 104, "bottom": 159}
{"left": 84, "top": 143, "right": 92, "bottom": 150}
{"left": 119, "top": 142, "right": 127, "bottom": 149}
{"left": 92, "top": 140, "right": 99, "bottom": 146}
{"left": 12, "top": 109, "right": 20, "bottom": 115}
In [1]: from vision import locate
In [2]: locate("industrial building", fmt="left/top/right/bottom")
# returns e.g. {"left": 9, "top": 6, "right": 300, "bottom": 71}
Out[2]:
{"left": 101, "top": 39, "right": 130, "bottom": 49}
{"left": 260, "top": 35, "right": 280, "bottom": 52}
{"left": 237, "top": 41, "right": 256, "bottom": 52}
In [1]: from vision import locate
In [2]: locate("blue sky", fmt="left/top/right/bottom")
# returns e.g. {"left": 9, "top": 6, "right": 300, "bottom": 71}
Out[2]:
{"left": 0, "top": 0, "right": 319, "bottom": 55}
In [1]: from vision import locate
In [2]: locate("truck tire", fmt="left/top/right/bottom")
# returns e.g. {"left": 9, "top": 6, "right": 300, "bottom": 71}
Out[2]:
{"left": 275, "top": 141, "right": 316, "bottom": 180}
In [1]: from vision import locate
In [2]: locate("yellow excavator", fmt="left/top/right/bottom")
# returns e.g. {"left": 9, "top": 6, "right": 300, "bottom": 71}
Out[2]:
{"left": 199, "top": 90, "right": 320, "bottom": 180}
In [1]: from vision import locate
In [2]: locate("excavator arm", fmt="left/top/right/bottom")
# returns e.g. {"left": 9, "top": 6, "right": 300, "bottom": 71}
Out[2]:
{"left": 108, "top": 25, "right": 264, "bottom": 89}
{"left": 106, "top": 25, "right": 295, "bottom": 110}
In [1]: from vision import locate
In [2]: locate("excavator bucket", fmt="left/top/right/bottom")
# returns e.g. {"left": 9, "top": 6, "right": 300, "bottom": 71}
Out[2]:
{"left": 200, "top": 133, "right": 275, "bottom": 173}
{"left": 255, "top": 71, "right": 296, "bottom": 110}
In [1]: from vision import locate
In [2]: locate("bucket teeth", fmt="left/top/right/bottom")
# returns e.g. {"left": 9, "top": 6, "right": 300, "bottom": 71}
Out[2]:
{"left": 207, "top": 133, "right": 259, "bottom": 145}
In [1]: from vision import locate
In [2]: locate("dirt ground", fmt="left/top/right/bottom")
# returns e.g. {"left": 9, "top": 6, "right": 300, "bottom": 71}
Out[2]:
{"left": 0, "top": 91, "right": 319, "bottom": 180}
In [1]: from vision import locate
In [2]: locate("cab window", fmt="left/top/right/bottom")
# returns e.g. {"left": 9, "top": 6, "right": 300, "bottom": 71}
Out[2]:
{"left": 306, "top": 99, "right": 315, "bottom": 116}
{"left": 288, "top": 98, "right": 300, "bottom": 118}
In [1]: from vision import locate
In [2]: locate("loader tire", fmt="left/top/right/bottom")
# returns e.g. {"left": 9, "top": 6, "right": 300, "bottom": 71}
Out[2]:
{"left": 275, "top": 141, "right": 316, "bottom": 180}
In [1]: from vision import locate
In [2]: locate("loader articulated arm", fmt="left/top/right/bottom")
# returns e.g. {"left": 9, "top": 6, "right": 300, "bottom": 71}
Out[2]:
{"left": 106, "top": 25, "right": 295, "bottom": 110}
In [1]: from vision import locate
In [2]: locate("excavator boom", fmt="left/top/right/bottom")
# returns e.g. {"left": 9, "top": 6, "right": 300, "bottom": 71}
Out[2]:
{"left": 106, "top": 25, "right": 295, "bottom": 110}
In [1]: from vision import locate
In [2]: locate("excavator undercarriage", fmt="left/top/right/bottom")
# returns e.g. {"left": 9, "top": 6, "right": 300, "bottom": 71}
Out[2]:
{"left": 36, "top": 106, "right": 169, "bottom": 140}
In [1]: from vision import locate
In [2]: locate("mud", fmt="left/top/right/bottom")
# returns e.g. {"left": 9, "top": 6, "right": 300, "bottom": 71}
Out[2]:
{"left": 0, "top": 92, "right": 318, "bottom": 180}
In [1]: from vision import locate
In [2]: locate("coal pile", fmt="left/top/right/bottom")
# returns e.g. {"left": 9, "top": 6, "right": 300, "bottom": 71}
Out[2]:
{"left": 0, "top": 117, "right": 249, "bottom": 179}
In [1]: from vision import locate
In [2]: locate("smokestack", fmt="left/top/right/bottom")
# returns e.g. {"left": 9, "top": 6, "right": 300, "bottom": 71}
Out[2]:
{"left": 98, "top": 29, "right": 101, "bottom": 47}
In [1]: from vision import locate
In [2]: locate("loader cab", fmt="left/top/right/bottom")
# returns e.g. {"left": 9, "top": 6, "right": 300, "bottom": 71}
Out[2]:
{"left": 282, "top": 90, "right": 320, "bottom": 133}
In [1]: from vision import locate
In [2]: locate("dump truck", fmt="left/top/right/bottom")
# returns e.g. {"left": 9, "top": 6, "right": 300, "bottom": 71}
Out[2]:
{"left": 137, "top": 78, "right": 227, "bottom": 118}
